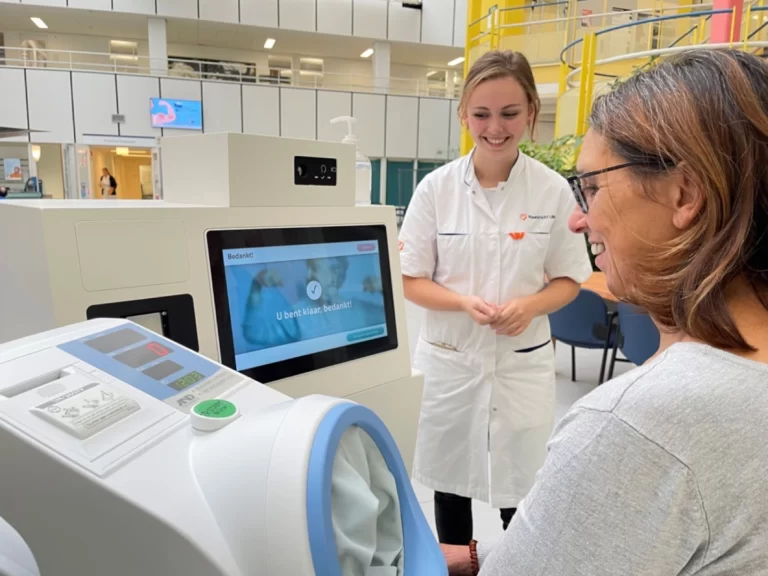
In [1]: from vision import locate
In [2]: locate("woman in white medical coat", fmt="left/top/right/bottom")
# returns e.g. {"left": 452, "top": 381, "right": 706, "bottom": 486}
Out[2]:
{"left": 398, "top": 50, "right": 592, "bottom": 545}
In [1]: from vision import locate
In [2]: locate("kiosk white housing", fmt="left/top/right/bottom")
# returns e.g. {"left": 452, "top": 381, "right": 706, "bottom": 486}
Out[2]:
{"left": 0, "top": 319, "right": 445, "bottom": 576}
{"left": 0, "top": 133, "right": 422, "bottom": 465}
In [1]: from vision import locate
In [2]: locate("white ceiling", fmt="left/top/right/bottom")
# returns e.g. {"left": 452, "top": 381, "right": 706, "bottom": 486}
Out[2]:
{"left": 0, "top": 3, "right": 464, "bottom": 67}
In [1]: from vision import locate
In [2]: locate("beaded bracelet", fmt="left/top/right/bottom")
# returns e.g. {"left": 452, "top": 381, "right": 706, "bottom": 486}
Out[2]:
{"left": 469, "top": 539, "right": 480, "bottom": 576}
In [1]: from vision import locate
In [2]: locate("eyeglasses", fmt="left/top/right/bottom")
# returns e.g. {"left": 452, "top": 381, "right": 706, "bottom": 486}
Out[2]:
{"left": 567, "top": 162, "right": 641, "bottom": 214}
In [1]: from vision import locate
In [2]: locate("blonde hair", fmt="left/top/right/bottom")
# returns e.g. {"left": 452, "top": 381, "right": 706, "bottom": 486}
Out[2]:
{"left": 458, "top": 50, "right": 541, "bottom": 139}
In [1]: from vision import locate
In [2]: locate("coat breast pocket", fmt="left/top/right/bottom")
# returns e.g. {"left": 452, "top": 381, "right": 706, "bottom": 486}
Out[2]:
{"left": 503, "top": 231, "right": 550, "bottom": 278}
{"left": 434, "top": 233, "right": 473, "bottom": 292}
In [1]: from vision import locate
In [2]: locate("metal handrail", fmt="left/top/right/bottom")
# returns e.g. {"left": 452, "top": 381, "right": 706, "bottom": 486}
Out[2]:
{"left": 0, "top": 46, "right": 461, "bottom": 99}
{"left": 560, "top": 8, "right": 732, "bottom": 66}
{"left": 565, "top": 40, "right": 768, "bottom": 87}
{"left": 500, "top": 3, "right": 713, "bottom": 30}
{"left": 748, "top": 5, "right": 768, "bottom": 40}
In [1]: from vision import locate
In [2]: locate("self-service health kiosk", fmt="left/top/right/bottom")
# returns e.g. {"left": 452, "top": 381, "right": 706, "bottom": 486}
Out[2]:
{"left": 0, "top": 318, "right": 445, "bottom": 575}
{"left": 0, "top": 133, "right": 423, "bottom": 468}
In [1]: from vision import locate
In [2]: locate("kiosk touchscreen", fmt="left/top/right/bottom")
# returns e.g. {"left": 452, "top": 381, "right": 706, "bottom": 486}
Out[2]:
{"left": 208, "top": 225, "right": 398, "bottom": 383}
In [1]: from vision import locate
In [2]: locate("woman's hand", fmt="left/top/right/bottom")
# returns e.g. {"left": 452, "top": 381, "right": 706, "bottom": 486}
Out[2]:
{"left": 440, "top": 544, "right": 474, "bottom": 576}
{"left": 490, "top": 297, "right": 537, "bottom": 336}
{"left": 460, "top": 295, "right": 498, "bottom": 326}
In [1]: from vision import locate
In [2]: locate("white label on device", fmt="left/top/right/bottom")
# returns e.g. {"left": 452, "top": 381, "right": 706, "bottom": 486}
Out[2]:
{"left": 32, "top": 381, "right": 140, "bottom": 440}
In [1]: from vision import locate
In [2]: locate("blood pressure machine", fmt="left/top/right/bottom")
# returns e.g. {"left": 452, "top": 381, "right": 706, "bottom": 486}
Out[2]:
{"left": 0, "top": 132, "right": 422, "bottom": 469}
{"left": 0, "top": 318, "right": 445, "bottom": 575}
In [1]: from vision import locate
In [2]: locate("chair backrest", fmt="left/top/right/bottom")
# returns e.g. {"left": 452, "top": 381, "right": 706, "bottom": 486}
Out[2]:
{"left": 617, "top": 302, "right": 660, "bottom": 366}
{"left": 549, "top": 289, "right": 609, "bottom": 347}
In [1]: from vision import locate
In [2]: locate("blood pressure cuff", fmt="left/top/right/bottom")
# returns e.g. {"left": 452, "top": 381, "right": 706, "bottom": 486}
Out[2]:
{"left": 332, "top": 426, "right": 405, "bottom": 576}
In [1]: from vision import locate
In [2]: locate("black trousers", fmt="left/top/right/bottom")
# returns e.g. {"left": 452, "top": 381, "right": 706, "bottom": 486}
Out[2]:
{"left": 434, "top": 491, "right": 517, "bottom": 545}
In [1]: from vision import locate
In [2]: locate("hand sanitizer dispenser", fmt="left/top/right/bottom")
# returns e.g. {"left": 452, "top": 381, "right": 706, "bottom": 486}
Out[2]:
{"left": 331, "top": 116, "right": 372, "bottom": 206}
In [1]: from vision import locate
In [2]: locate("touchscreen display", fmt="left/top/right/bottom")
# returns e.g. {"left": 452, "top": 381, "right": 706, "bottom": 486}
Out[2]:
{"left": 223, "top": 241, "right": 388, "bottom": 371}
{"left": 207, "top": 225, "right": 398, "bottom": 384}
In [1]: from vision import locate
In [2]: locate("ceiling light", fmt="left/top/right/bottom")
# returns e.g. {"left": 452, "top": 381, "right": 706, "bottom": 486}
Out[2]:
{"left": 361, "top": 48, "right": 374, "bottom": 58}
{"left": 31, "top": 145, "right": 41, "bottom": 162}
{"left": 30, "top": 17, "right": 48, "bottom": 29}
{"left": 447, "top": 56, "right": 465, "bottom": 67}
{"left": 264, "top": 38, "right": 276, "bottom": 49}
{"left": 116, "top": 147, "right": 130, "bottom": 156}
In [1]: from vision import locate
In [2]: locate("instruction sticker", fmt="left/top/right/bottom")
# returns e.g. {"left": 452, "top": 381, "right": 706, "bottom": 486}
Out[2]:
{"left": 32, "top": 382, "right": 140, "bottom": 440}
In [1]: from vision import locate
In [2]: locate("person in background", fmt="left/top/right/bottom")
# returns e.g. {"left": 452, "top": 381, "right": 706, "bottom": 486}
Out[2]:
{"left": 398, "top": 50, "right": 592, "bottom": 546}
{"left": 100, "top": 168, "right": 117, "bottom": 198}
{"left": 443, "top": 48, "right": 768, "bottom": 575}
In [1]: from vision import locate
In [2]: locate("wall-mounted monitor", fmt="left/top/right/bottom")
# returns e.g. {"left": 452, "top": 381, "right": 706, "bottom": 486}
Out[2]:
{"left": 150, "top": 98, "right": 202, "bottom": 130}
{"left": 207, "top": 226, "right": 398, "bottom": 384}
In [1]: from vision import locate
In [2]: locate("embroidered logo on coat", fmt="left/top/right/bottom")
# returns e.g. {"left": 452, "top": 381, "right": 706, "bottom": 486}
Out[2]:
{"left": 520, "top": 213, "right": 528, "bottom": 221}
{"left": 509, "top": 232, "right": 526, "bottom": 240}
{"left": 398, "top": 240, "right": 404, "bottom": 251}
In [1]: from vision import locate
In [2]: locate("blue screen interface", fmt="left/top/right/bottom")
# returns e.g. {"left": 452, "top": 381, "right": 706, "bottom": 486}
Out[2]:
{"left": 150, "top": 98, "right": 202, "bottom": 130}
{"left": 223, "top": 241, "right": 388, "bottom": 371}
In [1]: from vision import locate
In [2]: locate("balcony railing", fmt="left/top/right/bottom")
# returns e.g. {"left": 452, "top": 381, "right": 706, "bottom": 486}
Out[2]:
{"left": 0, "top": 47, "right": 462, "bottom": 99}
{"left": 466, "top": 0, "right": 716, "bottom": 67}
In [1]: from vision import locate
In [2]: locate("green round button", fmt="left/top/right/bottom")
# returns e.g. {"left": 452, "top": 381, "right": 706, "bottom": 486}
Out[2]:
{"left": 193, "top": 399, "right": 237, "bottom": 419}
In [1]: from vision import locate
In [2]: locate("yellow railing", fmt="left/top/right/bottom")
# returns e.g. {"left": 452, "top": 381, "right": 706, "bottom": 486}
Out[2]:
{"left": 557, "top": 6, "right": 768, "bottom": 140}
{"left": 463, "top": 0, "right": 718, "bottom": 69}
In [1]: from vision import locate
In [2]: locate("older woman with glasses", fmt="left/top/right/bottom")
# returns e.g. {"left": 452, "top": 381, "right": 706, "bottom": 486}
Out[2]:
{"left": 442, "top": 48, "right": 768, "bottom": 575}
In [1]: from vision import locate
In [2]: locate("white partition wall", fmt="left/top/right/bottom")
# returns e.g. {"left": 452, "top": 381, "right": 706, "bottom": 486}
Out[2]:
{"left": 423, "top": 0, "right": 456, "bottom": 46}
{"left": 9, "top": 0, "right": 467, "bottom": 44}
{"left": 352, "top": 93, "right": 386, "bottom": 159}
{"left": 386, "top": 96, "right": 418, "bottom": 158}
{"left": 159, "top": 78, "right": 202, "bottom": 136}
{"left": 116, "top": 75, "right": 161, "bottom": 138}
{"left": 202, "top": 82, "right": 243, "bottom": 134}
{"left": 26, "top": 70, "right": 75, "bottom": 144}
{"left": 280, "top": 87, "right": 316, "bottom": 140}
{"left": 454, "top": 0, "right": 468, "bottom": 47}
{"left": 388, "top": 4, "right": 422, "bottom": 43}
{"left": 113, "top": 0, "right": 156, "bottom": 14}
{"left": 317, "top": 91, "right": 352, "bottom": 143}
{"left": 240, "top": 0, "right": 279, "bottom": 26}
{"left": 354, "top": 0, "right": 388, "bottom": 39}
{"left": 0, "top": 68, "right": 29, "bottom": 143}
{"left": 72, "top": 72, "right": 119, "bottom": 141}
{"left": 200, "top": 0, "right": 239, "bottom": 23}
{"left": 8, "top": 68, "right": 458, "bottom": 166}
{"left": 68, "top": 0, "right": 111, "bottom": 8}
{"left": 242, "top": 85, "right": 280, "bottom": 136}
{"left": 157, "top": 0, "right": 197, "bottom": 18}
{"left": 279, "top": 0, "right": 316, "bottom": 31}
{"left": 318, "top": 0, "right": 353, "bottom": 36}
{"left": 418, "top": 98, "right": 451, "bottom": 160}
{"left": 18, "top": 0, "right": 66, "bottom": 5}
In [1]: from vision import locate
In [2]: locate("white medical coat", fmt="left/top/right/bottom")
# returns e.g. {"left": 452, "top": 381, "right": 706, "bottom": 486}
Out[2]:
{"left": 399, "top": 151, "right": 592, "bottom": 508}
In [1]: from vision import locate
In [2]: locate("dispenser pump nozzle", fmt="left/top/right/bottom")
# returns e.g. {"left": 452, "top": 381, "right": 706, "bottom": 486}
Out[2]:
{"left": 330, "top": 116, "right": 358, "bottom": 145}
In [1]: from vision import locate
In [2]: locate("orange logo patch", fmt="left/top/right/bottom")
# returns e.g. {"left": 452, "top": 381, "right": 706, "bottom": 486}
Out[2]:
{"left": 398, "top": 240, "right": 404, "bottom": 251}
{"left": 509, "top": 232, "right": 526, "bottom": 240}
{"left": 520, "top": 213, "right": 528, "bottom": 221}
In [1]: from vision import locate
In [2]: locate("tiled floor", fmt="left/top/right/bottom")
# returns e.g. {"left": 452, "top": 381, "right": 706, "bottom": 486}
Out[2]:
{"left": 403, "top": 301, "right": 634, "bottom": 545}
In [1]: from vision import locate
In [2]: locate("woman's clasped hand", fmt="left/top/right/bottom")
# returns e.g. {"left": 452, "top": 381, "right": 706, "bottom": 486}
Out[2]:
{"left": 460, "top": 294, "right": 537, "bottom": 336}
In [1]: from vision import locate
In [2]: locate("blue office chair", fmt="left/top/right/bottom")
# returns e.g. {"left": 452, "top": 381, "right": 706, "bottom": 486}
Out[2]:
{"left": 549, "top": 289, "right": 618, "bottom": 384}
{"left": 607, "top": 303, "right": 660, "bottom": 379}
